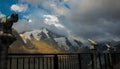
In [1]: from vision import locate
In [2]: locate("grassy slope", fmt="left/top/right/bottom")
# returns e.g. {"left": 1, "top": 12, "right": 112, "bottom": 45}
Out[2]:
{"left": 9, "top": 39, "right": 60, "bottom": 53}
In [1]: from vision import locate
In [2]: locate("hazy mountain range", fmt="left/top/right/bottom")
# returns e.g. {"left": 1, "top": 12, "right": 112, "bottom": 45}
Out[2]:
{"left": 23, "top": 28, "right": 82, "bottom": 52}
{"left": 9, "top": 28, "right": 83, "bottom": 53}
{"left": 9, "top": 28, "right": 120, "bottom": 53}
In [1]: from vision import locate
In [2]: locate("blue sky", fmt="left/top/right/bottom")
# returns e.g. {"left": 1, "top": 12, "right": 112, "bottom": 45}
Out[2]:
{"left": 0, "top": 0, "right": 120, "bottom": 43}
{"left": 0, "top": 0, "right": 18, "bottom": 15}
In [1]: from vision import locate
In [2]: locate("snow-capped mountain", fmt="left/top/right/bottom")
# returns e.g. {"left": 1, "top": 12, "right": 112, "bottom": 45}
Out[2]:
{"left": 23, "top": 28, "right": 82, "bottom": 52}
{"left": 96, "top": 40, "right": 120, "bottom": 52}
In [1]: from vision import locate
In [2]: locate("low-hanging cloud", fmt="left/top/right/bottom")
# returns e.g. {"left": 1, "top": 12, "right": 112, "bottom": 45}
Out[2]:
{"left": 43, "top": 15, "right": 64, "bottom": 28}
{"left": 60, "top": 0, "right": 120, "bottom": 41}
{"left": 13, "top": 14, "right": 70, "bottom": 37}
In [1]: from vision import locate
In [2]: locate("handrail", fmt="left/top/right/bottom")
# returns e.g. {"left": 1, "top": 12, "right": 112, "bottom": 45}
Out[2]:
{"left": 7, "top": 53, "right": 119, "bottom": 69}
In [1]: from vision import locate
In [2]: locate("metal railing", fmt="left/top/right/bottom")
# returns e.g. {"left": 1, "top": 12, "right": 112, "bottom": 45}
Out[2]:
{"left": 7, "top": 53, "right": 120, "bottom": 69}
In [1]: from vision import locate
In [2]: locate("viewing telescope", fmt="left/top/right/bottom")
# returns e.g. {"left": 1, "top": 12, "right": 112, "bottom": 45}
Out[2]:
{"left": 0, "top": 13, "right": 18, "bottom": 69}
{"left": 0, "top": 13, "right": 18, "bottom": 34}
{"left": 88, "top": 39, "right": 97, "bottom": 50}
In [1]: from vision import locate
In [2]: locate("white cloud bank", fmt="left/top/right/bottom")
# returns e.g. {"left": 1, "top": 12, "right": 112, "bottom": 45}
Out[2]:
{"left": 44, "top": 15, "right": 64, "bottom": 28}
{"left": 11, "top": 4, "right": 28, "bottom": 12}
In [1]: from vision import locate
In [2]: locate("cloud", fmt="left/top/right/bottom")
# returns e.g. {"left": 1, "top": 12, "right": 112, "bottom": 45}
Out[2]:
{"left": 16, "top": 0, "right": 120, "bottom": 43}
{"left": 20, "top": 0, "right": 69, "bottom": 15}
{"left": 20, "top": 0, "right": 42, "bottom": 5}
{"left": 43, "top": 15, "right": 64, "bottom": 28}
{"left": 13, "top": 19, "right": 32, "bottom": 33}
{"left": 13, "top": 13, "right": 71, "bottom": 37}
{"left": 11, "top": 4, "right": 28, "bottom": 12}
{"left": 58, "top": 0, "right": 120, "bottom": 41}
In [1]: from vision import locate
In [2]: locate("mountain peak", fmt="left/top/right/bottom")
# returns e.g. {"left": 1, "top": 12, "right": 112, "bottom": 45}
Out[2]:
{"left": 22, "top": 28, "right": 82, "bottom": 52}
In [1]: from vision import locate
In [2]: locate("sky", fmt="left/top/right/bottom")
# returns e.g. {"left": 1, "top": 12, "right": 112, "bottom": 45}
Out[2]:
{"left": 0, "top": 0, "right": 120, "bottom": 43}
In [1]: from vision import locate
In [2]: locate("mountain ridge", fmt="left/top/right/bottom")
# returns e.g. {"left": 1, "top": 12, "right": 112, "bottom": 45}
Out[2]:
{"left": 22, "top": 28, "right": 82, "bottom": 52}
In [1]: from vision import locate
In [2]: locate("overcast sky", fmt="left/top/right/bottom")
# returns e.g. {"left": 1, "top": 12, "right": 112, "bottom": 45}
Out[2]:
{"left": 0, "top": 0, "right": 120, "bottom": 43}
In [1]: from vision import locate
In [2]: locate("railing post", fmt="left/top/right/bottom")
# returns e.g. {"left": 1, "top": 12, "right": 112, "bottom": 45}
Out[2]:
{"left": 54, "top": 55, "right": 58, "bottom": 69}
{"left": 98, "top": 53, "right": 102, "bottom": 69}
{"left": 78, "top": 54, "right": 81, "bottom": 69}
{"left": 91, "top": 53, "right": 94, "bottom": 69}
{"left": 9, "top": 57, "right": 12, "bottom": 69}
{"left": 16, "top": 58, "right": 19, "bottom": 69}
{"left": 104, "top": 53, "right": 107, "bottom": 69}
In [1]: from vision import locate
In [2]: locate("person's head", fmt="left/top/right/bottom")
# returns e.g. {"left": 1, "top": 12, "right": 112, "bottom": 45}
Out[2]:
{"left": 10, "top": 13, "right": 18, "bottom": 22}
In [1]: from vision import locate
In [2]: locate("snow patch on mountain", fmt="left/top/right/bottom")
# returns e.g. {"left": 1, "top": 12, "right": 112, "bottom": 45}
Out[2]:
{"left": 54, "top": 37, "right": 70, "bottom": 50}
{"left": 24, "top": 28, "right": 50, "bottom": 40}
{"left": 23, "top": 28, "right": 82, "bottom": 52}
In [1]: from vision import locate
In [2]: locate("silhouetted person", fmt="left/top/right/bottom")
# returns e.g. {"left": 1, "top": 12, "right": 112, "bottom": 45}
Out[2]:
{"left": 0, "top": 13, "right": 18, "bottom": 69}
